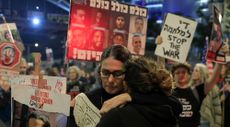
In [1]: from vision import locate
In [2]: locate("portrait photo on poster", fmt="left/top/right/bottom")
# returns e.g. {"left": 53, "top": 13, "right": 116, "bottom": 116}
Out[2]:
{"left": 88, "top": 29, "right": 108, "bottom": 51}
{"left": 111, "top": 32, "right": 127, "bottom": 46}
{"left": 111, "top": 12, "right": 130, "bottom": 35}
{"left": 127, "top": 33, "right": 146, "bottom": 55}
{"left": 89, "top": 9, "right": 109, "bottom": 28}
{"left": 68, "top": 27, "right": 87, "bottom": 49}
{"left": 129, "top": 15, "right": 147, "bottom": 35}
{"left": 70, "top": 5, "right": 89, "bottom": 28}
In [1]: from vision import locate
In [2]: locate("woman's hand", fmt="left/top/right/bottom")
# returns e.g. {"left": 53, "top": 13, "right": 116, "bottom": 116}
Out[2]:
{"left": 70, "top": 98, "right": 76, "bottom": 107}
{"left": 155, "top": 36, "right": 163, "bottom": 45}
{"left": 100, "top": 93, "right": 131, "bottom": 115}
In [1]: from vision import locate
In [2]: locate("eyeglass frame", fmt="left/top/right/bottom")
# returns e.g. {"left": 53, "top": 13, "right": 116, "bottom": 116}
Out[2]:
{"left": 100, "top": 69, "right": 126, "bottom": 79}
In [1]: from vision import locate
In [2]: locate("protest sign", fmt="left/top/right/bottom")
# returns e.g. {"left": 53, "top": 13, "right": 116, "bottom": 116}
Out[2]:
{"left": 12, "top": 84, "right": 70, "bottom": 116}
{"left": 155, "top": 13, "right": 197, "bottom": 63}
{"left": 0, "top": 42, "right": 22, "bottom": 70}
{"left": 0, "top": 23, "right": 24, "bottom": 72}
{"left": 11, "top": 75, "right": 69, "bottom": 115}
{"left": 10, "top": 75, "right": 67, "bottom": 93}
{"left": 74, "top": 93, "right": 101, "bottom": 127}
{"left": 0, "top": 23, "right": 24, "bottom": 50}
{"left": 67, "top": 0, "right": 148, "bottom": 61}
{"left": 206, "top": 6, "right": 226, "bottom": 63}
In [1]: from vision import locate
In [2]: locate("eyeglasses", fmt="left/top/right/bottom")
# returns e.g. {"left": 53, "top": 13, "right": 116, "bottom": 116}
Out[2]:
{"left": 100, "top": 69, "right": 125, "bottom": 79}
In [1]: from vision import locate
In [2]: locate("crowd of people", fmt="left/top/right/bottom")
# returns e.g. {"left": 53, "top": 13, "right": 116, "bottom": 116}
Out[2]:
{"left": 0, "top": 42, "right": 229, "bottom": 127}
{"left": 1, "top": 0, "right": 230, "bottom": 126}
{"left": 0, "top": 7, "right": 229, "bottom": 127}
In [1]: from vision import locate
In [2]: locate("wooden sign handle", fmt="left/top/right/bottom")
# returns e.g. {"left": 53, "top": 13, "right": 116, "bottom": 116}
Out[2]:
{"left": 33, "top": 53, "right": 43, "bottom": 88}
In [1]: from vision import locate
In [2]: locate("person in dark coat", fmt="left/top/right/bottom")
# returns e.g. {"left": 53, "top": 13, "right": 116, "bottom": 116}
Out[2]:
{"left": 73, "top": 45, "right": 132, "bottom": 126}
{"left": 85, "top": 44, "right": 131, "bottom": 109}
{"left": 97, "top": 57, "right": 182, "bottom": 127}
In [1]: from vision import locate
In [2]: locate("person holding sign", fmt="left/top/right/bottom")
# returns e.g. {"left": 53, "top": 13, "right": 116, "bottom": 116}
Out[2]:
{"left": 97, "top": 57, "right": 181, "bottom": 127}
{"left": 98, "top": 36, "right": 228, "bottom": 127}
{"left": 156, "top": 35, "right": 227, "bottom": 127}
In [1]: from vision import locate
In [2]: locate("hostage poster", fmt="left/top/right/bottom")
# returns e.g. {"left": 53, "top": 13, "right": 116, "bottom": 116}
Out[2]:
{"left": 67, "top": 0, "right": 148, "bottom": 61}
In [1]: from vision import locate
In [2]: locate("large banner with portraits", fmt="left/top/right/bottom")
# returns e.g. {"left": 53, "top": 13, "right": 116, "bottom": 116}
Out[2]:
{"left": 67, "top": 0, "right": 148, "bottom": 61}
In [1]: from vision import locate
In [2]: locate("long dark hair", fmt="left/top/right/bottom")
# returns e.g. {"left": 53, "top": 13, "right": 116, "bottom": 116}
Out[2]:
{"left": 100, "top": 45, "right": 131, "bottom": 63}
{"left": 125, "top": 57, "right": 173, "bottom": 95}
{"left": 95, "top": 45, "right": 131, "bottom": 85}
{"left": 97, "top": 45, "right": 131, "bottom": 73}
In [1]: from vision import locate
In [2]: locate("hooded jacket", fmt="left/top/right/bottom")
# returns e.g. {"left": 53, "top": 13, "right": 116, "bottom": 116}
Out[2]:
{"left": 97, "top": 93, "right": 182, "bottom": 127}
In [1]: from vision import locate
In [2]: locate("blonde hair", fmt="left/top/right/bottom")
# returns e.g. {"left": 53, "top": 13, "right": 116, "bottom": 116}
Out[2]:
{"left": 190, "top": 63, "right": 209, "bottom": 86}
{"left": 68, "top": 66, "right": 81, "bottom": 80}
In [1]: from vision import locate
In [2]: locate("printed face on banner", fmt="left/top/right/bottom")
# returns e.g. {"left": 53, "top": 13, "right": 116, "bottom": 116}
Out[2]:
{"left": 89, "top": 30, "right": 105, "bottom": 50}
{"left": 132, "top": 35, "right": 142, "bottom": 54}
{"left": 115, "top": 16, "right": 125, "bottom": 29}
{"left": 127, "top": 33, "right": 146, "bottom": 55}
{"left": 112, "top": 33, "right": 125, "bottom": 45}
{"left": 68, "top": 27, "right": 86, "bottom": 49}
{"left": 67, "top": 0, "right": 148, "bottom": 61}
{"left": 110, "top": 12, "right": 130, "bottom": 47}
{"left": 129, "top": 16, "right": 147, "bottom": 34}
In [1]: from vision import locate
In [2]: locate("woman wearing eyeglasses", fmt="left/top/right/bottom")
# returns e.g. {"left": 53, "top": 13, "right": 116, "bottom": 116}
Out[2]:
{"left": 72, "top": 45, "right": 131, "bottom": 127}
{"left": 97, "top": 57, "right": 182, "bottom": 127}
{"left": 87, "top": 45, "right": 131, "bottom": 108}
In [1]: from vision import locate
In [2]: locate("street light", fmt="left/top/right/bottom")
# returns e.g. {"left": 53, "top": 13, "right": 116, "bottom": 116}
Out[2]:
{"left": 32, "top": 17, "right": 40, "bottom": 25}
{"left": 35, "top": 43, "right": 39, "bottom": 47}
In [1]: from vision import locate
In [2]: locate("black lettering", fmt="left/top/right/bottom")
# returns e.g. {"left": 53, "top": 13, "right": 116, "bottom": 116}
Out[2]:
{"left": 168, "top": 35, "right": 172, "bottom": 41}
{"left": 163, "top": 48, "right": 180, "bottom": 59}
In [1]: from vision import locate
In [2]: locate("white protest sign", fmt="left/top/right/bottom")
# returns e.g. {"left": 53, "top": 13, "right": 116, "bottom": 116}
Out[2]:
{"left": 10, "top": 75, "right": 70, "bottom": 115}
{"left": 155, "top": 13, "right": 197, "bottom": 63}
{"left": 10, "top": 75, "right": 66, "bottom": 94}
{"left": 12, "top": 84, "right": 70, "bottom": 116}
{"left": 74, "top": 93, "right": 101, "bottom": 127}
